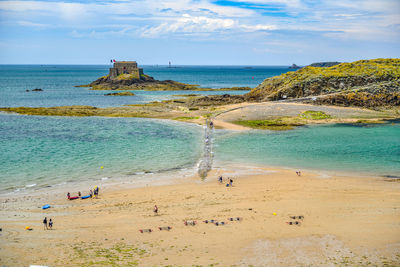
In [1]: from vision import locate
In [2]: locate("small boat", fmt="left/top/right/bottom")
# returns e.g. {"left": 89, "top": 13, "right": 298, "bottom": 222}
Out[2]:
{"left": 68, "top": 196, "right": 79, "bottom": 200}
{"left": 42, "top": 204, "right": 50, "bottom": 209}
{"left": 81, "top": 195, "right": 91, "bottom": 199}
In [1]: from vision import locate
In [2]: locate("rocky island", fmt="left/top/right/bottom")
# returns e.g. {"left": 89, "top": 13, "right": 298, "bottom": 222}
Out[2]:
{"left": 77, "top": 61, "right": 198, "bottom": 91}
{"left": 78, "top": 61, "right": 250, "bottom": 91}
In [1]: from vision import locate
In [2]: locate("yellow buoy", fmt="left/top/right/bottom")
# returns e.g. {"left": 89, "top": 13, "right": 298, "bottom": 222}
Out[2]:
{"left": 100, "top": 166, "right": 104, "bottom": 169}
{"left": 273, "top": 212, "right": 277, "bottom": 216}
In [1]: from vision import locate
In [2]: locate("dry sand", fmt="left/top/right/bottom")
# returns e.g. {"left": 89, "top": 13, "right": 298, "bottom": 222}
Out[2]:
{"left": 1, "top": 165, "right": 399, "bottom": 266}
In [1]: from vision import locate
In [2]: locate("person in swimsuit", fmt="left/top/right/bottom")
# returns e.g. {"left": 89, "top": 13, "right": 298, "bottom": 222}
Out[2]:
{"left": 49, "top": 218, "right": 53, "bottom": 229}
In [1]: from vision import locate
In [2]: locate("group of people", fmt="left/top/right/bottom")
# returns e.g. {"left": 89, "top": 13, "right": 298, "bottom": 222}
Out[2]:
{"left": 66, "top": 186, "right": 100, "bottom": 200}
{"left": 296, "top": 171, "right": 302, "bottom": 176}
{"left": 42, "top": 217, "right": 53, "bottom": 230}
{"left": 89, "top": 186, "right": 100, "bottom": 198}
{"left": 218, "top": 176, "right": 233, "bottom": 187}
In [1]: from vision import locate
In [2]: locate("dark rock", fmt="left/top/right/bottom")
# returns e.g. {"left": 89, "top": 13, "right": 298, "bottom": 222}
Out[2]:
{"left": 309, "top": 62, "right": 341, "bottom": 67}
{"left": 289, "top": 64, "right": 301, "bottom": 69}
{"left": 104, "top": 91, "right": 135, "bottom": 96}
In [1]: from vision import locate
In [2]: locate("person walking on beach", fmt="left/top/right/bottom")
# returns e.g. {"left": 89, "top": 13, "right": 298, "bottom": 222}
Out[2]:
{"left": 229, "top": 178, "right": 233, "bottom": 187}
{"left": 49, "top": 218, "right": 53, "bottom": 230}
{"left": 154, "top": 205, "right": 158, "bottom": 215}
{"left": 43, "top": 217, "right": 48, "bottom": 230}
{"left": 218, "top": 176, "right": 223, "bottom": 184}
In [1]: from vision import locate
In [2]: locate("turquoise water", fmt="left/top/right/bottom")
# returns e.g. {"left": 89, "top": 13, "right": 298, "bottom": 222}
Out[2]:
{"left": 214, "top": 122, "right": 400, "bottom": 177}
{"left": 0, "top": 65, "right": 399, "bottom": 194}
{"left": 0, "top": 65, "right": 291, "bottom": 108}
{"left": 0, "top": 114, "right": 203, "bottom": 194}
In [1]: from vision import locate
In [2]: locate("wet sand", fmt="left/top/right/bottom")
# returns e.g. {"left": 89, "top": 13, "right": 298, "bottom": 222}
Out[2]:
{"left": 1, "top": 165, "right": 399, "bottom": 266}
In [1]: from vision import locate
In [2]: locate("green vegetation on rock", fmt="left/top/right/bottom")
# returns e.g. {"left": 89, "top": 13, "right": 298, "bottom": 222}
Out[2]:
{"left": 355, "top": 119, "right": 385, "bottom": 124}
{"left": 300, "top": 111, "right": 332, "bottom": 120}
{"left": 246, "top": 58, "right": 400, "bottom": 107}
{"left": 232, "top": 118, "right": 304, "bottom": 131}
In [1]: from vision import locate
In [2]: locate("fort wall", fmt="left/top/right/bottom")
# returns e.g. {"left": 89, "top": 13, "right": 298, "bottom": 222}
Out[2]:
{"left": 109, "top": 61, "right": 143, "bottom": 79}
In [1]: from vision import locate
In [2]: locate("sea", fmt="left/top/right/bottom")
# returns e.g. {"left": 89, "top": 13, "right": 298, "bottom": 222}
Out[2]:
{"left": 0, "top": 65, "right": 399, "bottom": 195}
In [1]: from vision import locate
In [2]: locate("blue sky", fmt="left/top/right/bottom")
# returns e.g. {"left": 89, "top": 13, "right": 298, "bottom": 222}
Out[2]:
{"left": 0, "top": 0, "right": 399, "bottom": 65}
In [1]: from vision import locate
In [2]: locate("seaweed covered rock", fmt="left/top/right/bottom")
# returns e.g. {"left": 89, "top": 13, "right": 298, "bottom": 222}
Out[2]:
{"left": 246, "top": 58, "right": 400, "bottom": 107}
{"left": 104, "top": 91, "right": 135, "bottom": 96}
{"left": 78, "top": 73, "right": 198, "bottom": 91}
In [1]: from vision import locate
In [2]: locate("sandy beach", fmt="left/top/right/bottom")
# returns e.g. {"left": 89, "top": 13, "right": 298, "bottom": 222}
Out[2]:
{"left": 1, "top": 164, "right": 399, "bottom": 266}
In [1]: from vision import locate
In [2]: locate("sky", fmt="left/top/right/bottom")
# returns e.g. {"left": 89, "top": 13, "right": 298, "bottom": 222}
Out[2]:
{"left": 0, "top": 0, "right": 399, "bottom": 65}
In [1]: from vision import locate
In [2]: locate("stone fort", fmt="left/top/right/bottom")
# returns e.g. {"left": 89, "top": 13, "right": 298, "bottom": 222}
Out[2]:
{"left": 109, "top": 61, "right": 143, "bottom": 79}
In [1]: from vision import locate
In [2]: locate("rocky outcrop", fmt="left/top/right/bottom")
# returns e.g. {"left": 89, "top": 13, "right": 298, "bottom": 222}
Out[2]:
{"left": 184, "top": 94, "right": 245, "bottom": 107}
{"left": 104, "top": 91, "right": 135, "bottom": 96}
{"left": 306, "top": 82, "right": 400, "bottom": 108}
{"left": 309, "top": 62, "right": 341, "bottom": 67}
{"left": 246, "top": 58, "right": 400, "bottom": 107}
{"left": 77, "top": 73, "right": 199, "bottom": 91}
{"left": 26, "top": 88, "right": 43, "bottom": 92}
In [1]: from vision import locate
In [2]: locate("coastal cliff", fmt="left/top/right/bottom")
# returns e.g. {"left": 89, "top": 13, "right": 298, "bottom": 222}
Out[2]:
{"left": 246, "top": 58, "right": 400, "bottom": 107}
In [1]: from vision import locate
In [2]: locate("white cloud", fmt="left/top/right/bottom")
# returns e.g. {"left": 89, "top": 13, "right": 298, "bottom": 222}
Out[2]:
{"left": 17, "top": 20, "right": 49, "bottom": 28}
{"left": 140, "top": 14, "right": 276, "bottom": 37}
{"left": 0, "top": 0, "right": 399, "bottom": 42}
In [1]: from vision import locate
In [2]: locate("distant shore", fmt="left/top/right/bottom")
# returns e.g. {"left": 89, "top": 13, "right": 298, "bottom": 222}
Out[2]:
{"left": 1, "top": 163, "right": 399, "bottom": 266}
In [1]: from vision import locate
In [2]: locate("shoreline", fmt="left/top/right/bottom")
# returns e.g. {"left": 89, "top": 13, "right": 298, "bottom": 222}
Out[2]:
{"left": 2, "top": 157, "right": 399, "bottom": 199}
{"left": 1, "top": 111, "right": 399, "bottom": 197}
{"left": 1, "top": 163, "right": 399, "bottom": 266}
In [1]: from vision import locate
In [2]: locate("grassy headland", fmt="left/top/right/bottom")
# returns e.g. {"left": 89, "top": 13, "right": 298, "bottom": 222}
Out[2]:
{"left": 246, "top": 58, "right": 400, "bottom": 108}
